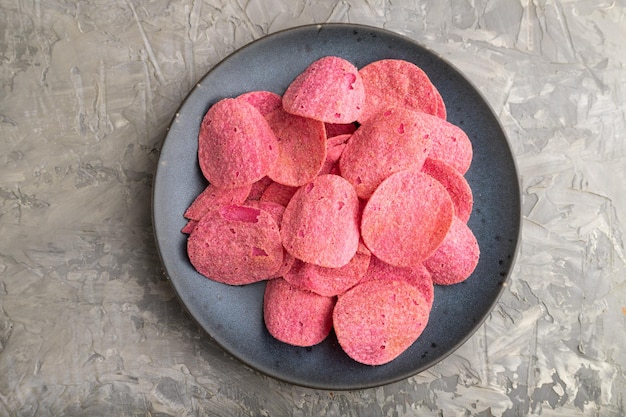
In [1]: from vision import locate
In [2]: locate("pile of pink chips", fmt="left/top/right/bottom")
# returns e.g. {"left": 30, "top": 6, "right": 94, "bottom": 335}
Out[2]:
{"left": 183, "top": 56, "right": 480, "bottom": 366}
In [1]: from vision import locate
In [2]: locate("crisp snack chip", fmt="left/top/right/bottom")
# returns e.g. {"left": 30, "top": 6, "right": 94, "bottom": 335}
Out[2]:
{"left": 339, "top": 107, "right": 433, "bottom": 199}
{"left": 361, "top": 170, "right": 454, "bottom": 268}
{"left": 418, "top": 112, "right": 473, "bottom": 174}
{"left": 237, "top": 90, "right": 282, "bottom": 116}
{"left": 184, "top": 183, "right": 252, "bottom": 221}
{"left": 198, "top": 98, "right": 278, "bottom": 189}
{"left": 259, "top": 181, "right": 298, "bottom": 207}
{"left": 265, "top": 107, "right": 327, "bottom": 187}
{"left": 283, "top": 56, "right": 365, "bottom": 123}
{"left": 283, "top": 242, "right": 371, "bottom": 297}
{"left": 360, "top": 256, "right": 434, "bottom": 308}
{"left": 333, "top": 279, "right": 431, "bottom": 365}
{"left": 424, "top": 216, "right": 480, "bottom": 285}
{"left": 358, "top": 59, "right": 445, "bottom": 123}
{"left": 325, "top": 122, "right": 357, "bottom": 138}
{"left": 187, "top": 204, "right": 284, "bottom": 285}
{"left": 281, "top": 174, "right": 360, "bottom": 268}
{"left": 263, "top": 278, "right": 335, "bottom": 347}
{"left": 422, "top": 158, "right": 473, "bottom": 222}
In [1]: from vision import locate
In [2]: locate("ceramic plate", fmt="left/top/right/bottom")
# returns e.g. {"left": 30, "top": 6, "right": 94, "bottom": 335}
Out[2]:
{"left": 152, "top": 23, "right": 521, "bottom": 390}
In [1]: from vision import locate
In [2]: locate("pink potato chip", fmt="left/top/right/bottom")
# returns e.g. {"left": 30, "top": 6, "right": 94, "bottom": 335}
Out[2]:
{"left": 360, "top": 256, "right": 434, "bottom": 308}
{"left": 361, "top": 170, "right": 454, "bottom": 268}
{"left": 246, "top": 176, "right": 274, "bottom": 201}
{"left": 357, "top": 59, "right": 444, "bottom": 124}
{"left": 326, "top": 133, "right": 352, "bottom": 148}
{"left": 270, "top": 250, "right": 296, "bottom": 279}
{"left": 263, "top": 278, "right": 335, "bottom": 347}
{"left": 282, "top": 56, "right": 365, "bottom": 124}
{"left": 198, "top": 98, "right": 278, "bottom": 189}
{"left": 181, "top": 219, "right": 198, "bottom": 234}
{"left": 242, "top": 200, "right": 286, "bottom": 228}
{"left": 424, "top": 216, "right": 480, "bottom": 285}
{"left": 183, "top": 183, "right": 252, "bottom": 221}
{"left": 265, "top": 108, "right": 327, "bottom": 187}
{"left": 283, "top": 242, "right": 371, "bottom": 297}
{"left": 318, "top": 141, "right": 347, "bottom": 176}
{"left": 241, "top": 198, "right": 296, "bottom": 278}
{"left": 417, "top": 112, "right": 473, "bottom": 175}
{"left": 187, "top": 204, "right": 284, "bottom": 285}
{"left": 422, "top": 158, "right": 473, "bottom": 223}
{"left": 333, "top": 279, "right": 431, "bottom": 365}
{"left": 259, "top": 181, "right": 298, "bottom": 207}
{"left": 432, "top": 87, "right": 447, "bottom": 119}
{"left": 339, "top": 107, "right": 432, "bottom": 199}
{"left": 237, "top": 91, "right": 282, "bottom": 116}
{"left": 325, "top": 122, "right": 357, "bottom": 138}
{"left": 281, "top": 174, "right": 360, "bottom": 268}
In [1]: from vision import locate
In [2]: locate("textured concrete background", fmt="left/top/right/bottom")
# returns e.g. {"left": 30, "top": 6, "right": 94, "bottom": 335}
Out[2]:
{"left": 1, "top": 0, "right": 625, "bottom": 415}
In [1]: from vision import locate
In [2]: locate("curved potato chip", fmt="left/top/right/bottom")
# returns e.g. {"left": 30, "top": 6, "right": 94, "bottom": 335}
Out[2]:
{"left": 283, "top": 56, "right": 365, "bottom": 124}
{"left": 358, "top": 59, "right": 444, "bottom": 124}
{"left": 263, "top": 278, "right": 335, "bottom": 347}
{"left": 418, "top": 113, "right": 473, "bottom": 174}
{"left": 333, "top": 279, "right": 431, "bottom": 365}
{"left": 259, "top": 181, "right": 298, "bottom": 207}
{"left": 360, "top": 256, "right": 434, "bottom": 308}
{"left": 339, "top": 107, "right": 432, "bottom": 199}
{"left": 281, "top": 174, "right": 360, "bottom": 268}
{"left": 325, "top": 122, "right": 357, "bottom": 138}
{"left": 198, "top": 98, "right": 278, "bottom": 189}
{"left": 283, "top": 242, "right": 371, "bottom": 297}
{"left": 266, "top": 108, "right": 327, "bottom": 187}
{"left": 237, "top": 90, "right": 282, "bottom": 116}
{"left": 184, "top": 183, "right": 252, "bottom": 221}
{"left": 422, "top": 158, "right": 473, "bottom": 222}
{"left": 361, "top": 170, "right": 454, "bottom": 268}
{"left": 187, "top": 204, "right": 283, "bottom": 285}
{"left": 424, "top": 216, "right": 480, "bottom": 285}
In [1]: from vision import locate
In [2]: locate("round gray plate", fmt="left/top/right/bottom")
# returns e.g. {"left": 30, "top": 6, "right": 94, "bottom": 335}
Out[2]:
{"left": 152, "top": 23, "right": 521, "bottom": 390}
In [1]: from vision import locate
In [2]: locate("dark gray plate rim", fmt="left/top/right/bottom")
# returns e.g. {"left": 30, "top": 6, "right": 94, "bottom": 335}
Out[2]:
{"left": 152, "top": 23, "right": 521, "bottom": 391}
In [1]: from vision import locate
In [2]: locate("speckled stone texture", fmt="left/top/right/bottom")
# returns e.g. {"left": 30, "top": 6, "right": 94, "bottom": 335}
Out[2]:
{"left": 1, "top": 1, "right": 625, "bottom": 416}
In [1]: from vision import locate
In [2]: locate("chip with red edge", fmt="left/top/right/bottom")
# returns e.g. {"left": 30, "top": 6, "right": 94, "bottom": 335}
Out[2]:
{"left": 237, "top": 90, "right": 282, "bottom": 116}
{"left": 360, "top": 256, "right": 434, "bottom": 308}
{"left": 325, "top": 122, "right": 357, "bottom": 138}
{"left": 361, "top": 170, "right": 454, "bottom": 268}
{"left": 339, "top": 107, "right": 433, "bottom": 199}
{"left": 326, "top": 132, "right": 352, "bottom": 148}
{"left": 183, "top": 183, "right": 252, "bottom": 221}
{"left": 281, "top": 174, "right": 360, "bottom": 268}
{"left": 242, "top": 200, "right": 286, "bottom": 229}
{"left": 417, "top": 112, "right": 473, "bottom": 175}
{"left": 432, "top": 88, "right": 447, "bottom": 120}
{"left": 358, "top": 59, "right": 445, "bottom": 124}
{"left": 422, "top": 158, "right": 473, "bottom": 223}
{"left": 198, "top": 98, "right": 278, "bottom": 189}
{"left": 263, "top": 278, "right": 335, "bottom": 347}
{"left": 241, "top": 200, "right": 295, "bottom": 279}
{"left": 265, "top": 107, "right": 327, "bottom": 187}
{"left": 283, "top": 241, "right": 371, "bottom": 297}
{"left": 424, "top": 216, "right": 480, "bottom": 285}
{"left": 181, "top": 219, "right": 198, "bottom": 235}
{"left": 259, "top": 181, "right": 298, "bottom": 207}
{"left": 282, "top": 56, "right": 365, "bottom": 124}
{"left": 333, "top": 279, "right": 431, "bottom": 365}
{"left": 187, "top": 204, "right": 283, "bottom": 285}
{"left": 247, "top": 176, "right": 274, "bottom": 201}
{"left": 319, "top": 135, "right": 349, "bottom": 176}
